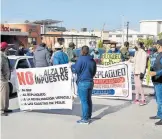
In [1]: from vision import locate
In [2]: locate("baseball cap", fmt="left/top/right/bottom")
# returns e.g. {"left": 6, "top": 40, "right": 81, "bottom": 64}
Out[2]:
{"left": 156, "top": 39, "right": 162, "bottom": 46}
{"left": 0, "top": 42, "right": 8, "bottom": 50}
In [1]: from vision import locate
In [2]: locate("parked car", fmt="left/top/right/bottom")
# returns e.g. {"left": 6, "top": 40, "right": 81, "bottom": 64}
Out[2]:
{"left": 8, "top": 56, "right": 34, "bottom": 95}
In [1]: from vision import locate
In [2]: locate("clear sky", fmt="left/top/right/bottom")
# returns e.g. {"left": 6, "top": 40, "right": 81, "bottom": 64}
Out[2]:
{"left": 1, "top": 0, "right": 162, "bottom": 30}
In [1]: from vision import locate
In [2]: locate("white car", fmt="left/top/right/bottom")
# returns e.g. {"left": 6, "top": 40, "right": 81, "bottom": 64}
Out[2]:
{"left": 8, "top": 56, "right": 34, "bottom": 95}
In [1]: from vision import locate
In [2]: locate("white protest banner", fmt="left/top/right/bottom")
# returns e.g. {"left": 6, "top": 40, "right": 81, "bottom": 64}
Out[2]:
{"left": 73, "top": 63, "right": 132, "bottom": 100}
{"left": 16, "top": 64, "right": 72, "bottom": 110}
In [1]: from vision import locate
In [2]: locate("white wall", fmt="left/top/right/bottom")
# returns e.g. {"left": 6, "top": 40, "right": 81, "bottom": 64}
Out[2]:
{"left": 140, "top": 22, "right": 158, "bottom": 35}
{"left": 63, "top": 36, "right": 100, "bottom": 48}
{"left": 108, "top": 29, "right": 151, "bottom": 46}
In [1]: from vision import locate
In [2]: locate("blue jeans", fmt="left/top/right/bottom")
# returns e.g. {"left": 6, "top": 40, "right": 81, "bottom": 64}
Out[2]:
{"left": 155, "top": 83, "right": 162, "bottom": 119}
{"left": 78, "top": 82, "right": 94, "bottom": 120}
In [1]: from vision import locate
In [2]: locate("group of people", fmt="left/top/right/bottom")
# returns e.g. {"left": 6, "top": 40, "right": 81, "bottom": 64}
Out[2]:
{"left": 0, "top": 39, "right": 162, "bottom": 126}
{"left": 33, "top": 42, "right": 76, "bottom": 67}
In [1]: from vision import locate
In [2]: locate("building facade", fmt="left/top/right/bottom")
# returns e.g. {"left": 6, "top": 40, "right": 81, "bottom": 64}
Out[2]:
{"left": 140, "top": 20, "right": 162, "bottom": 36}
{"left": 1, "top": 23, "right": 41, "bottom": 47}
{"left": 108, "top": 29, "right": 154, "bottom": 46}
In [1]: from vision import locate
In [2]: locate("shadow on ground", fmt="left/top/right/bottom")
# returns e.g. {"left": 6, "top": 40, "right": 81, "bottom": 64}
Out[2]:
{"left": 31, "top": 98, "right": 135, "bottom": 120}
{"left": 10, "top": 93, "right": 154, "bottom": 121}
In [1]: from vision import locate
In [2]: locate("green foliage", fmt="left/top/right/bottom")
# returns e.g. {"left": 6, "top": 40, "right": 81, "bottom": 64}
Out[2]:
{"left": 158, "top": 32, "right": 162, "bottom": 39}
{"left": 137, "top": 37, "right": 153, "bottom": 48}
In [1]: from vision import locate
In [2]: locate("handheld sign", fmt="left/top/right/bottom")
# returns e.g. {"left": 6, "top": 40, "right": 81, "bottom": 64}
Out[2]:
{"left": 101, "top": 53, "right": 121, "bottom": 65}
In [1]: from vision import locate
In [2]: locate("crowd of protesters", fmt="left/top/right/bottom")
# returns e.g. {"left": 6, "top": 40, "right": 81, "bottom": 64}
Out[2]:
{"left": 0, "top": 39, "right": 162, "bottom": 125}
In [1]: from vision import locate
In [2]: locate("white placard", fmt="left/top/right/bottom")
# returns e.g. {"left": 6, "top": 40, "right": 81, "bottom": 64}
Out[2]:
{"left": 16, "top": 64, "right": 72, "bottom": 110}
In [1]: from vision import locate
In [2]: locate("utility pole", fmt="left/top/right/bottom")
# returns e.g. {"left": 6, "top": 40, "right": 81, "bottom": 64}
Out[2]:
{"left": 121, "top": 15, "right": 125, "bottom": 46}
{"left": 101, "top": 23, "right": 105, "bottom": 40}
{"left": 126, "top": 22, "right": 129, "bottom": 42}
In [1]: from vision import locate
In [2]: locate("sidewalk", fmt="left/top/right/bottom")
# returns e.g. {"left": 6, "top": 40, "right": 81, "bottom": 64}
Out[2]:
{"left": 1, "top": 88, "right": 161, "bottom": 139}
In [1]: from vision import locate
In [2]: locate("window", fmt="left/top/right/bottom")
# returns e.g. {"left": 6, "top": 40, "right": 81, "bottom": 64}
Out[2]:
{"left": 28, "top": 37, "right": 37, "bottom": 45}
{"left": 16, "top": 59, "right": 29, "bottom": 69}
{"left": 28, "top": 58, "right": 35, "bottom": 68}
{"left": 128, "top": 35, "right": 132, "bottom": 38}
{"left": 109, "top": 35, "right": 112, "bottom": 37}
{"left": 116, "top": 35, "right": 122, "bottom": 37}
{"left": 137, "top": 35, "right": 143, "bottom": 38}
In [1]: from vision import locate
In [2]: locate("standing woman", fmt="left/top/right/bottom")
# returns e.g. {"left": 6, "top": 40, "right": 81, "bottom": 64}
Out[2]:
{"left": 72, "top": 46, "right": 97, "bottom": 124}
{"left": 130, "top": 42, "right": 147, "bottom": 105}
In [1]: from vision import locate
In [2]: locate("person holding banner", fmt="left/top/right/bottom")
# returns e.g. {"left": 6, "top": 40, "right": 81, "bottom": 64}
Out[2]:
{"left": 90, "top": 48, "right": 101, "bottom": 64}
{"left": 120, "top": 41, "right": 130, "bottom": 61}
{"left": 149, "top": 39, "right": 162, "bottom": 126}
{"left": 66, "top": 42, "right": 77, "bottom": 62}
{"left": 130, "top": 42, "right": 147, "bottom": 106}
{"left": 72, "top": 46, "right": 97, "bottom": 124}
{"left": 108, "top": 44, "right": 120, "bottom": 54}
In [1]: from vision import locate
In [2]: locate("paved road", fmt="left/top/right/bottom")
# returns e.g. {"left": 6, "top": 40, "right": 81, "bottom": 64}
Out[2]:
{"left": 1, "top": 87, "right": 162, "bottom": 139}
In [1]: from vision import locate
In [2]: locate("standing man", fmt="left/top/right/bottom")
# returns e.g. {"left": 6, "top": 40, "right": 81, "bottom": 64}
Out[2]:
{"left": 149, "top": 44, "right": 158, "bottom": 96}
{"left": 149, "top": 39, "right": 162, "bottom": 125}
{"left": 26, "top": 47, "right": 34, "bottom": 56}
{"left": 0, "top": 42, "right": 12, "bottom": 116}
{"left": 66, "top": 42, "right": 77, "bottom": 62}
{"left": 90, "top": 48, "right": 101, "bottom": 64}
{"left": 120, "top": 41, "right": 130, "bottom": 61}
{"left": 34, "top": 43, "right": 51, "bottom": 67}
{"left": 72, "top": 46, "right": 97, "bottom": 124}
{"left": 16, "top": 45, "right": 25, "bottom": 56}
{"left": 52, "top": 43, "right": 69, "bottom": 65}
{"left": 108, "top": 44, "right": 120, "bottom": 53}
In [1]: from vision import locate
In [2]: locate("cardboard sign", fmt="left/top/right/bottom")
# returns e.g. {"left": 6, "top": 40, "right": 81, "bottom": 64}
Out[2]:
{"left": 101, "top": 53, "right": 121, "bottom": 65}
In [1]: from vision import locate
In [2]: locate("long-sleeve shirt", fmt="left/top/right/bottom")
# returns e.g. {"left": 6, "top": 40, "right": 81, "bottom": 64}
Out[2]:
{"left": 72, "top": 55, "right": 97, "bottom": 83}
{"left": 52, "top": 50, "right": 69, "bottom": 65}
{"left": 156, "top": 58, "right": 162, "bottom": 76}
{"left": 0, "top": 51, "right": 10, "bottom": 82}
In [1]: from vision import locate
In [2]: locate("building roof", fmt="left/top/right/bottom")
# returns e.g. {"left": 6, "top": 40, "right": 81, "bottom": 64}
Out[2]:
{"left": 1, "top": 31, "right": 29, "bottom": 36}
{"left": 109, "top": 29, "right": 153, "bottom": 35}
{"left": 41, "top": 33, "right": 100, "bottom": 38}
{"left": 1, "top": 23, "right": 39, "bottom": 25}
{"left": 32, "top": 19, "right": 62, "bottom": 25}
{"left": 140, "top": 20, "right": 162, "bottom": 23}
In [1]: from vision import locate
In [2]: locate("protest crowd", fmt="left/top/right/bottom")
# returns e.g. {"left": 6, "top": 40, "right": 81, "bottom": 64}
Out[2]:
{"left": 0, "top": 39, "right": 162, "bottom": 126}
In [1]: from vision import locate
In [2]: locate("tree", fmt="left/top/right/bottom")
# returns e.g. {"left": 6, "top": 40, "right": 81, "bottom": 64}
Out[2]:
{"left": 137, "top": 37, "right": 153, "bottom": 48}
{"left": 158, "top": 32, "right": 162, "bottom": 39}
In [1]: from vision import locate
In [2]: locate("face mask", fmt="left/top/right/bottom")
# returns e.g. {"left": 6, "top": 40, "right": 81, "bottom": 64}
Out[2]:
{"left": 111, "top": 48, "right": 115, "bottom": 52}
